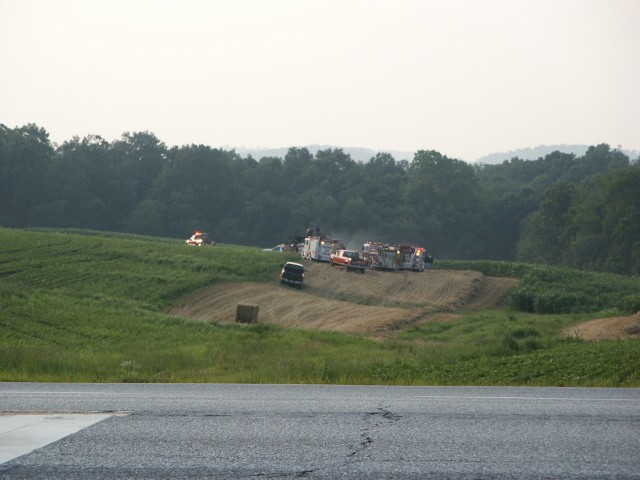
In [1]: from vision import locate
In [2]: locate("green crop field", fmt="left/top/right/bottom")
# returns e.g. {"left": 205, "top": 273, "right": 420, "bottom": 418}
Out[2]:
{"left": 0, "top": 227, "right": 638, "bottom": 386}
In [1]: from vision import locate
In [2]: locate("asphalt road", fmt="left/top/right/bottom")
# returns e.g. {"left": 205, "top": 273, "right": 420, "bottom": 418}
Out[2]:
{"left": 1, "top": 383, "right": 639, "bottom": 479}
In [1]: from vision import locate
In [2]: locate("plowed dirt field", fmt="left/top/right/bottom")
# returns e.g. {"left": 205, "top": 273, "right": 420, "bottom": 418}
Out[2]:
{"left": 167, "top": 263, "right": 517, "bottom": 335}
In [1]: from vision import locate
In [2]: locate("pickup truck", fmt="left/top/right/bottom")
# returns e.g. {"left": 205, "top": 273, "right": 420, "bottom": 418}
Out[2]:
{"left": 329, "top": 249, "right": 366, "bottom": 273}
{"left": 280, "top": 261, "right": 305, "bottom": 289}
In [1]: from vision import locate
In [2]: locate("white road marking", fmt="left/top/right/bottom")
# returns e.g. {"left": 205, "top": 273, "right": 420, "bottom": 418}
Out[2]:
{"left": 0, "top": 413, "right": 111, "bottom": 464}
{"left": 409, "top": 395, "right": 639, "bottom": 402}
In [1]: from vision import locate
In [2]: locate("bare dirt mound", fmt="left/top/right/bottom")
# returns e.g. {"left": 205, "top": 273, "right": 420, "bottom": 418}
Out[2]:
{"left": 167, "top": 263, "right": 517, "bottom": 335}
{"left": 560, "top": 312, "right": 640, "bottom": 341}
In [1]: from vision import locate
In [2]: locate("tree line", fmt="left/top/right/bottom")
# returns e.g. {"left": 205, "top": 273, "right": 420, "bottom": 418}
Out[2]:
{"left": 1, "top": 123, "right": 638, "bottom": 275}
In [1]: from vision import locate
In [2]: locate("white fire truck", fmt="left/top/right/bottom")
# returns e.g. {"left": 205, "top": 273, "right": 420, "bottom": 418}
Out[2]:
{"left": 302, "top": 234, "right": 344, "bottom": 262}
{"left": 362, "top": 242, "right": 400, "bottom": 271}
{"left": 397, "top": 244, "right": 430, "bottom": 272}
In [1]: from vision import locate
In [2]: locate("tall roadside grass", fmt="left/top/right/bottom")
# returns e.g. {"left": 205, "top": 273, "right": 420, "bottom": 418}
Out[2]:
{"left": 1, "top": 228, "right": 638, "bottom": 386}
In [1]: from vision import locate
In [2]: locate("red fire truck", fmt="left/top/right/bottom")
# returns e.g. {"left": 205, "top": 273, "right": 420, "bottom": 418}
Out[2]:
{"left": 362, "top": 242, "right": 400, "bottom": 271}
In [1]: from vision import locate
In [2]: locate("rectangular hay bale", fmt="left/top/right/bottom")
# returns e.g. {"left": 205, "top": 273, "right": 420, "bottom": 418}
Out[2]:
{"left": 235, "top": 303, "right": 259, "bottom": 323}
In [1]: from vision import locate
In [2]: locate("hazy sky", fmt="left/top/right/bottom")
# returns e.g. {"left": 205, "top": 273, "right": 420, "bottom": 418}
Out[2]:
{"left": 1, "top": 0, "right": 638, "bottom": 161}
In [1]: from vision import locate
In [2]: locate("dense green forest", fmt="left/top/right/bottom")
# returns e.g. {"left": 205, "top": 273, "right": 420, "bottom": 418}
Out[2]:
{"left": 1, "top": 123, "right": 638, "bottom": 275}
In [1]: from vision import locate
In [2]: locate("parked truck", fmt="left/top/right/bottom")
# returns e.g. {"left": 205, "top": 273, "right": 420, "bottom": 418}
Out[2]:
{"left": 280, "top": 261, "right": 305, "bottom": 289}
{"left": 397, "top": 244, "right": 429, "bottom": 272}
{"left": 329, "top": 249, "right": 367, "bottom": 273}
{"left": 302, "top": 232, "right": 344, "bottom": 263}
{"left": 185, "top": 231, "right": 216, "bottom": 246}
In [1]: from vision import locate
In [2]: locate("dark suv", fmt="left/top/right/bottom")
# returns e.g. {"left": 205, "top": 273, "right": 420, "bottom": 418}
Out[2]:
{"left": 280, "top": 262, "right": 304, "bottom": 289}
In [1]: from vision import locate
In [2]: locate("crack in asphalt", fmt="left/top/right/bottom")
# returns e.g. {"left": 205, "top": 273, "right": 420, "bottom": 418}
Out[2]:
{"left": 250, "top": 404, "right": 403, "bottom": 479}
{"left": 125, "top": 406, "right": 403, "bottom": 479}
{"left": 348, "top": 405, "right": 403, "bottom": 460}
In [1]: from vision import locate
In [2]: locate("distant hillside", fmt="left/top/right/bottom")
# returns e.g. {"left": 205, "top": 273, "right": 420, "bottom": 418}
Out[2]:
{"left": 234, "top": 144, "right": 639, "bottom": 165}
{"left": 475, "top": 145, "right": 590, "bottom": 164}
{"left": 234, "top": 145, "right": 414, "bottom": 163}
{"left": 475, "top": 145, "right": 639, "bottom": 164}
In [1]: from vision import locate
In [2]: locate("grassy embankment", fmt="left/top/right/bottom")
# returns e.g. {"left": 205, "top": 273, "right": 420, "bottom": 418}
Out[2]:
{"left": 0, "top": 227, "right": 638, "bottom": 386}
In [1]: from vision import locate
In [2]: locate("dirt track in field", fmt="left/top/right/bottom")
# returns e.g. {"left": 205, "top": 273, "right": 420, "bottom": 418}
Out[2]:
{"left": 167, "top": 263, "right": 517, "bottom": 335}
{"left": 560, "top": 312, "right": 640, "bottom": 341}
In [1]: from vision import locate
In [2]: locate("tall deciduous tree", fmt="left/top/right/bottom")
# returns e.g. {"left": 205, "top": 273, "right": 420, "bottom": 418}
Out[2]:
{"left": 563, "top": 165, "right": 640, "bottom": 274}
{"left": 111, "top": 131, "right": 168, "bottom": 202}
{"left": 518, "top": 182, "right": 578, "bottom": 265}
{"left": 405, "top": 150, "right": 480, "bottom": 256}
{"left": 0, "top": 124, "right": 53, "bottom": 226}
